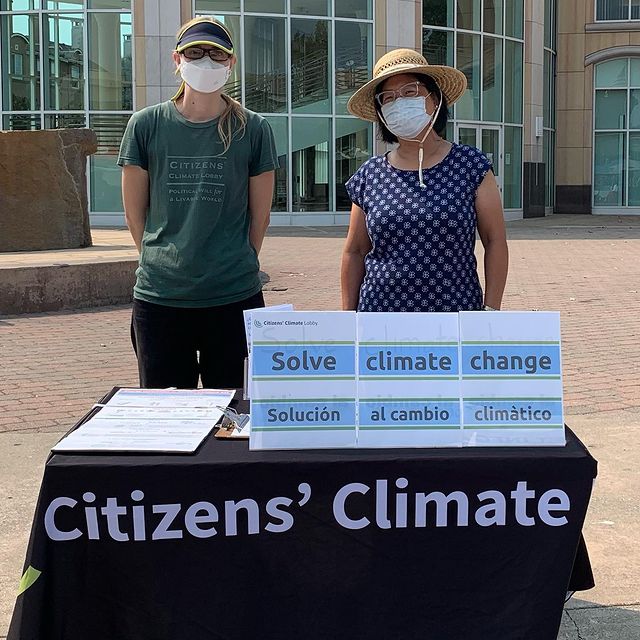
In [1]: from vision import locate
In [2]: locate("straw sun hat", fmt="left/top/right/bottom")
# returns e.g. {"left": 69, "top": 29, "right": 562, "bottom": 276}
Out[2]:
{"left": 347, "top": 48, "right": 467, "bottom": 122}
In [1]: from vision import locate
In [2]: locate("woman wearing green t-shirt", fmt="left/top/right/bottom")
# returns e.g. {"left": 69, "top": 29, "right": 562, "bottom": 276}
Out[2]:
{"left": 118, "top": 16, "right": 278, "bottom": 389}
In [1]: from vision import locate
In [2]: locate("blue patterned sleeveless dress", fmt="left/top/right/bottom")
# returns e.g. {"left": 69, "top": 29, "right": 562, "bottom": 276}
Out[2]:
{"left": 345, "top": 143, "right": 492, "bottom": 312}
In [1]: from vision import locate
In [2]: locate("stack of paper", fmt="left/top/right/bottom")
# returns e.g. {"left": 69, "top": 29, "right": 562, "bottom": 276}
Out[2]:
{"left": 52, "top": 388, "right": 236, "bottom": 453}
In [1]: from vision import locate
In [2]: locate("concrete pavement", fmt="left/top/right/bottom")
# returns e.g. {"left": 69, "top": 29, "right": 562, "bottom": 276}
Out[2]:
{"left": 1, "top": 214, "right": 639, "bottom": 638}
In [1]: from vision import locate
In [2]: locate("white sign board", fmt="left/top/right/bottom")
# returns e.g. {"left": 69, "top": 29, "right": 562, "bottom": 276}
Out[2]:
{"left": 459, "top": 311, "right": 565, "bottom": 447}
{"left": 250, "top": 311, "right": 357, "bottom": 450}
{"left": 357, "top": 312, "right": 461, "bottom": 448}
{"left": 243, "top": 304, "right": 294, "bottom": 398}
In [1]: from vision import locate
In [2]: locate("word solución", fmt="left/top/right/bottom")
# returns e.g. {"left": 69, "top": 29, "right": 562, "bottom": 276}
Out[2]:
{"left": 44, "top": 480, "right": 570, "bottom": 543}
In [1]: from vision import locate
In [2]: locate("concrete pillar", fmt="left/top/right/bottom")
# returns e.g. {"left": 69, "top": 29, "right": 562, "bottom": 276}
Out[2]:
{"left": 374, "top": 0, "right": 420, "bottom": 154}
{"left": 94, "top": 14, "right": 122, "bottom": 109}
{"left": 381, "top": 0, "right": 421, "bottom": 56}
{"left": 555, "top": 0, "right": 591, "bottom": 213}
{"left": 135, "top": 0, "right": 184, "bottom": 108}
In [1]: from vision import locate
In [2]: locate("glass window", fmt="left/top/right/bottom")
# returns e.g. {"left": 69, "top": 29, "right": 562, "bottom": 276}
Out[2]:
{"left": 633, "top": 0, "right": 640, "bottom": 19}
{"left": 596, "top": 0, "right": 628, "bottom": 21}
{"left": 504, "top": 39, "right": 522, "bottom": 124}
{"left": 456, "top": 32, "right": 480, "bottom": 119}
{"left": 628, "top": 132, "right": 640, "bottom": 204}
{"left": 543, "top": 129, "right": 554, "bottom": 207}
{"left": 264, "top": 116, "right": 288, "bottom": 211}
{"left": 630, "top": 89, "right": 640, "bottom": 128}
{"left": 335, "top": 0, "right": 371, "bottom": 20}
{"left": 46, "top": 1, "right": 83, "bottom": 8}
{"left": 422, "top": 28, "right": 454, "bottom": 66}
{"left": 335, "top": 118, "right": 371, "bottom": 210}
{"left": 445, "top": 121, "right": 454, "bottom": 141}
{"left": 595, "top": 59, "right": 628, "bottom": 88}
{"left": 544, "top": 0, "right": 555, "bottom": 50}
{"left": 11, "top": 53, "right": 24, "bottom": 77}
{"left": 630, "top": 59, "right": 640, "bottom": 86}
{"left": 423, "top": 0, "right": 454, "bottom": 27}
{"left": 291, "top": 0, "right": 329, "bottom": 16}
{"left": 2, "top": 113, "right": 41, "bottom": 129}
{"left": 481, "top": 127, "right": 499, "bottom": 176}
{"left": 0, "top": 1, "right": 39, "bottom": 8}
{"left": 594, "top": 132, "right": 626, "bottom": 206}
{"left": 483, "top": 0, "right": 503, "bottom": 35}
{"left": 89, "top": 114, "right": 129, "bottom": 212}
{"left": 503, "top": 125, "right": 522, "bottom": 208}
{"left": 543, "top": 49, "right": 555, "bottom": 128}
{"left": 195, "top": 0, "right": 240, "bottom": 12}
{"left": 244, "top": 16, "right": 286, "bottom": 113}
{"left": 482, "top": 36, "right": 502, "bottom": 122}
{"left": 595, "top": 90, "right": 627, "bottom": 129}
{"left": 88, "top": 13, "right": 132, "bottom": 111}
{"left": 88, "top": 0, "right": 131, "bottom": 8}
{"left": 45, "top": 113, "right": 85, "bottom": 127}
{"left": 335, "top": 21, "right": 371, "bottom": 115}
{"left": 292, "top": 117, "right": 330, "bottom": 211}
{"left": 456, "top": 0, "right": 480, "bottom": 31}
{"left": 291, "top": 18, "right": 331, "bottom": 114}
{"left": 458, "top": 125, "right": 476, "bottom": 147}
{"left": 505, "top": 0, "right": 523, "bottom": 38}
{"left": 43, "top": 13, "right": 84, "bottom": 110}
{"left": 1, "top": 14, "right": 41, "bottom": 111}
{"left": 245, "top": 0, "right": 285, "bottom": 12}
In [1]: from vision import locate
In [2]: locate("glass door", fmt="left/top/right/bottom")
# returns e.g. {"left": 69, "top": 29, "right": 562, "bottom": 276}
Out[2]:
{"left": 481, "top": 126, "right": 502, "bottom": 193}
{"left": 455, "top": 124, "right": 503, "bottom": 194}
{"left": 458, "top": 126, "right": 477, "bottom": 148}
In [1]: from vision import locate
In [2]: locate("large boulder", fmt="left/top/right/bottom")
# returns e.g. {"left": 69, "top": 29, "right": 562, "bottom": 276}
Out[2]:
{"left": 0, "top": 129, "right": 98, "bottom": 252}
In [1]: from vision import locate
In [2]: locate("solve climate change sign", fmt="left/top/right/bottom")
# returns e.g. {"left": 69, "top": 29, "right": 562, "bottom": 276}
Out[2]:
{"left": 250, "top": 310, "right": 564, "bottom": 450}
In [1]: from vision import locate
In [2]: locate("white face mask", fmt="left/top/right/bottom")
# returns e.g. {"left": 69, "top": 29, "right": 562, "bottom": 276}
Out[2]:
{"left": 179, "top": 57, "right": 231, "bottom": 93}
{"left": 380, "top": 96, "right": 433, "bottom": 140}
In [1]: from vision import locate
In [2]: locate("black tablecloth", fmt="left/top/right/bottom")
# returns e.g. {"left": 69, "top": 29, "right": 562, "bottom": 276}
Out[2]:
{"left": 9, "top": 390, "right": 596, "bottom": 640}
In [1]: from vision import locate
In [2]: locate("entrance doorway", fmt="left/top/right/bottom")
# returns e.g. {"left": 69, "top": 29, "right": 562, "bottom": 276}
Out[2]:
{"left": 456, "top": 124, "right": 503, "bottom": 194}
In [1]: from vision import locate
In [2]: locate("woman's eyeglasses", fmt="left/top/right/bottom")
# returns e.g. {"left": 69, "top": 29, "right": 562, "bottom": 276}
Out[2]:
{"left": 376, "top": 81, "right": 430, "bottom": 107}
{"left": 181, "top": 46, "right": 232, "bottom": 62}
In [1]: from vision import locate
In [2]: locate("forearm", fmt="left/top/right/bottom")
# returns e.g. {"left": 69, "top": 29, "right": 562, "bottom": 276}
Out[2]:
{"left": 341, "top": 251, "right": 366, "bottom": 310}
{"left": 483, "top": 239, "right": 509, "bottom": 309}
{"left": 249, "top": 208, "right": 270, "bottom": 255}
{"left": 121, "top": 165, "right": 149, "bottom": 254}
{"left": 125, "top": 209, "right": 146, "bottom": 253}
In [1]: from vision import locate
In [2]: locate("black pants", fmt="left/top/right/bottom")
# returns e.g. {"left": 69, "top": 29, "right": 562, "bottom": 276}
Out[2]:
{"left": 130, "top": 291, "right": 264, "bottom": 389}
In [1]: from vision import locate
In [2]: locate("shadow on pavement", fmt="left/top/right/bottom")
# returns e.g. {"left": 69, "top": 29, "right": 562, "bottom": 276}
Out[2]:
{"left": 559, "top": 597, "right": 640, "bottom": 639}
{"left": 506, "top": 215, "right": 640, "bottom": 241}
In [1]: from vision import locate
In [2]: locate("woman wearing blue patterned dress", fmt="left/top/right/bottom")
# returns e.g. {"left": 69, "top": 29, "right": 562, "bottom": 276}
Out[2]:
{"left": 341, "top": 49, "right": 508, "bottom": 313}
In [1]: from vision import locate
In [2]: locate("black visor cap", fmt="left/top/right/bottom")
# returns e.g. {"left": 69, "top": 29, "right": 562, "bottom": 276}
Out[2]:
{"left": 176, "top": 21, "right": 233, "bottom": 53}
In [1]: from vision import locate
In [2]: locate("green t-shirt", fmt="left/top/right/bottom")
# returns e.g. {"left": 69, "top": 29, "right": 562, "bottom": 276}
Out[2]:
{"left": 117, "top": 100, "right": 278, "bottom": 307}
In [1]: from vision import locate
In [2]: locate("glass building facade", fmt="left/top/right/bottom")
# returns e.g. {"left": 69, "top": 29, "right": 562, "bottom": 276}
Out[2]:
{"left": 0, "top": 0, "right": 133, "bottom": 215}
{"left": 4, "top": 0, "right": 626, "bottom": 222}
{"left": 593, "top": 57, "right": 640, "bottom": 207}
{"left": 422, "top": 0, "right": 524, "bottom": 210}
{"left": 195, "top": 0, "right": 374, "bottom": 220}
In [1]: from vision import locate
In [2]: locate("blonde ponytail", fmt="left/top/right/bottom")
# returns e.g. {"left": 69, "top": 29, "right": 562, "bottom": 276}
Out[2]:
{"left": 218, "top": 94, "right": 247, "bottom": 154}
